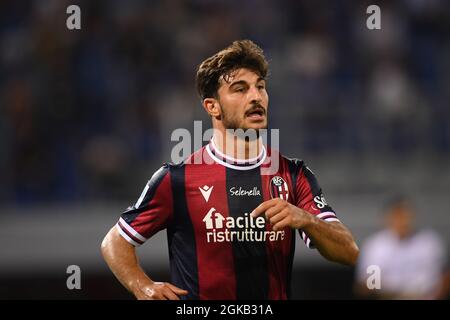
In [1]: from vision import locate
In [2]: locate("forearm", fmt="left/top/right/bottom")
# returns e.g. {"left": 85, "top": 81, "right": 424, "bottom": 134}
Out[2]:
{"left": 101, "top": 227, "right": 154, "bottom": 296}
{"left": 251, "top": 199, "right": 359, "bottom": 265}
{"left": 302, "top": 216, "right": 359, "bottom": 266}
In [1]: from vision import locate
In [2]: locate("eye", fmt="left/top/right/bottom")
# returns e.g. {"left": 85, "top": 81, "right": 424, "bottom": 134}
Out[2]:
{"left": 257, "top": 82, "right": 266, "bottom": 90}
{"left": 235, "top": 87, "right": 245, "bottom": 92}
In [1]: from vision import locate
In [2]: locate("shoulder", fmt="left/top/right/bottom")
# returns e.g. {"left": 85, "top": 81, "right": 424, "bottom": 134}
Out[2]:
{"left": 147, "top": 163, "right": 171, "bottom": 181}
{"left": 280, "top": 153, "right": 320, "bottom": 185}
{"left": 357, "top": 230, "right": 395, "bottom": 270}
{"left": 282, "top": 155, "right": 305, "bottom": 169}
{"left": 160, "top": 145, "right": 208, "bottom": 180}
{"left": 271, "top": 148, "right": 306, "bottom": 173}
{"left": 415, "top": 229, "right": 445, "bottom": 249}
{"left": 269, "top": 149, "right": 320, "bottom": 186}
{"left": 362, "top": 230, "right": 395, "bottom": 251}
{"left": 141, "top": 163, "right": 172, "bottom": 195}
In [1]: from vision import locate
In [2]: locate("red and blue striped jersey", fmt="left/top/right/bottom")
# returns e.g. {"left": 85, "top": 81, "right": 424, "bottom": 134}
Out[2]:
{"left": 116, "top": 141, "right": 340, "bottom": 300}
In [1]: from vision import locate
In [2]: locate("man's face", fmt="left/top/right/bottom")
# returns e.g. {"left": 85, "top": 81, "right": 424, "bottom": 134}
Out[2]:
{"left": 386, "top": 203, "right": 414, "bottom": 239}
{"left": 215, "top": 68, "right": 269, "bottom": 131}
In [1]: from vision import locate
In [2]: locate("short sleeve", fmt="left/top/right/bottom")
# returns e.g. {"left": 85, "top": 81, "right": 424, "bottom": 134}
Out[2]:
{"left": 116, "top": 164, "right": 173, "bottom": 246}
{"left": 295, "top": 162, "right": 340, "bottom": 248}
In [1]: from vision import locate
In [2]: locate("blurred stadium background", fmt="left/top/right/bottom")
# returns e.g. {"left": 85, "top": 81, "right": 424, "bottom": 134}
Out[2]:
{"left": 1, "top": 0, "right": 449, "bottom": 299}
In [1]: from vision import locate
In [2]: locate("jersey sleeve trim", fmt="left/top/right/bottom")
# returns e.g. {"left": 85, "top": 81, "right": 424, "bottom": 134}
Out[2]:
{"left": 117, "top": 217, "right": 148, "bottom": 246}
{"left": 116, "top": 223, "right": 143, "bottom": 247}
{"left": 118, "top": 217, "right": 148, "bottom": 242}
{"left": 118, "top": 164, "right": 173, "bottom": 244}
{"left": 300, "top": 212, "right": 341, "bottom": 249}
{"left": 316, "top": 211, "right": 340, "bottom": 223}
{"left": 300, "top": 231, "right": 313, "bottom": 248}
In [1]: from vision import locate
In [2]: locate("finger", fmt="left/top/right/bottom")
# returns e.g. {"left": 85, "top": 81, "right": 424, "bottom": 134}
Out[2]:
{"left": 149, "top": 283, "right": 168, "bottom": 300}
{"left": 250, "top": 202, "right": 270, "bottom": 218}
{"left": 251, "top": 199, "right": 279, "bottom": 217}
{"left": 149, "top": 293, "right": 165, "bottom": 300}
{"left": 273, "top": 216, "right": 291, "bottom": 231}
{"left": 153, "top": 293, "right": 168, "bottom": 300}
{"left": 264, "top": 202, "right": 285, "bottom": 220}
{"left": 269, "top": 209, "right": 288, "bottom": 225}
{"left": 166, "top": 283, "right": 189, "bottom": 295}
{"left": 251, "top": 199, "right": 280, "bottom": 217}
{"left": 162, "top": 287, "right": 181, "bottom": 300}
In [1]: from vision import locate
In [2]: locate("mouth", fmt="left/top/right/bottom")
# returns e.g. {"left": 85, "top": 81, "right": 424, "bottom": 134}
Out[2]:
{"left": 245, "top": 108, "right": 266, "bottom": 120}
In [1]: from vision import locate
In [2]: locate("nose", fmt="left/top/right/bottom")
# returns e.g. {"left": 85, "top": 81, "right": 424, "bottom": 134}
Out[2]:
{"left": 248, "top": 85, "right": 263, "bottom": 104}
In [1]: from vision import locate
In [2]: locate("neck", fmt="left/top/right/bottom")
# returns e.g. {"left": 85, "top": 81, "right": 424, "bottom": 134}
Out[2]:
{"left": 212, "top": 130, "right": 263, "bottom": 161}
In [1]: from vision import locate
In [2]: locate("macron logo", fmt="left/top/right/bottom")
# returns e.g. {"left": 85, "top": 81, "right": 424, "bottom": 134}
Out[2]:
{"left": 199, "top": 185, "right": 213, "bottom": 202}
{"left": 203, "top": 208, "right": 225, "bottom": 229}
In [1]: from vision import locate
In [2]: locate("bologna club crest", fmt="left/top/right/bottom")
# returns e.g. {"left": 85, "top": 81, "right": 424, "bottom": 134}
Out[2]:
{"left": 270, "top": 176, "right": 289, "bottom": 201}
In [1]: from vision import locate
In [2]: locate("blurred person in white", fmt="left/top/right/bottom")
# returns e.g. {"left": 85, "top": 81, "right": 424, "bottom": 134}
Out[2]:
{"left": 355, "top": 196, "right": 450, "bottom": 299}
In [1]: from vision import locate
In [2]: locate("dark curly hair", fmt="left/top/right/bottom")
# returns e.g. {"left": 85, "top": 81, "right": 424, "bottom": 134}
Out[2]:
{"left": 196, "top": 40, "right": 269, "bottom": 100}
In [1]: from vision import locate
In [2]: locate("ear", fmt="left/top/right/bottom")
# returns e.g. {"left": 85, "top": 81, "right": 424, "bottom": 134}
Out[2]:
{"left": 202, "top": 98, "right": 221, "bottom": 118}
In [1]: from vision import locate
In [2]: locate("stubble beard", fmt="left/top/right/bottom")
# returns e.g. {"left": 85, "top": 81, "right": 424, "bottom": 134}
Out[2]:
{"left": 219, "top": 104, "right": 268, "bottom": 136}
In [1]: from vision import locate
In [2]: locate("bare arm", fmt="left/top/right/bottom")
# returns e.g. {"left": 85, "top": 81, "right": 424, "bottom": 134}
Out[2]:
{"left": 100, "top": 226, "right": 188, "bottom": 300}
{"left": 301, "top": 218, "right": 359, "bottom": 265}
{"left": 251, "top": 198, "right": 359, "bottom": 266}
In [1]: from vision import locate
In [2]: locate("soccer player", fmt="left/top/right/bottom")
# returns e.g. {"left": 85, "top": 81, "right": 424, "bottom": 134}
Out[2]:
{"left": 101, "top": 40, "right": 359, "bottom": 300}
{"left": 355, "top": 196, "right": 449, "bottom": 299}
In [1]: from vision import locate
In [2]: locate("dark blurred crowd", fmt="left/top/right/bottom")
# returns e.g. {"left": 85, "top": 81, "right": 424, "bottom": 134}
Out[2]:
{"left": 1, "top": 0, "right": 449, "bottom": 204}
